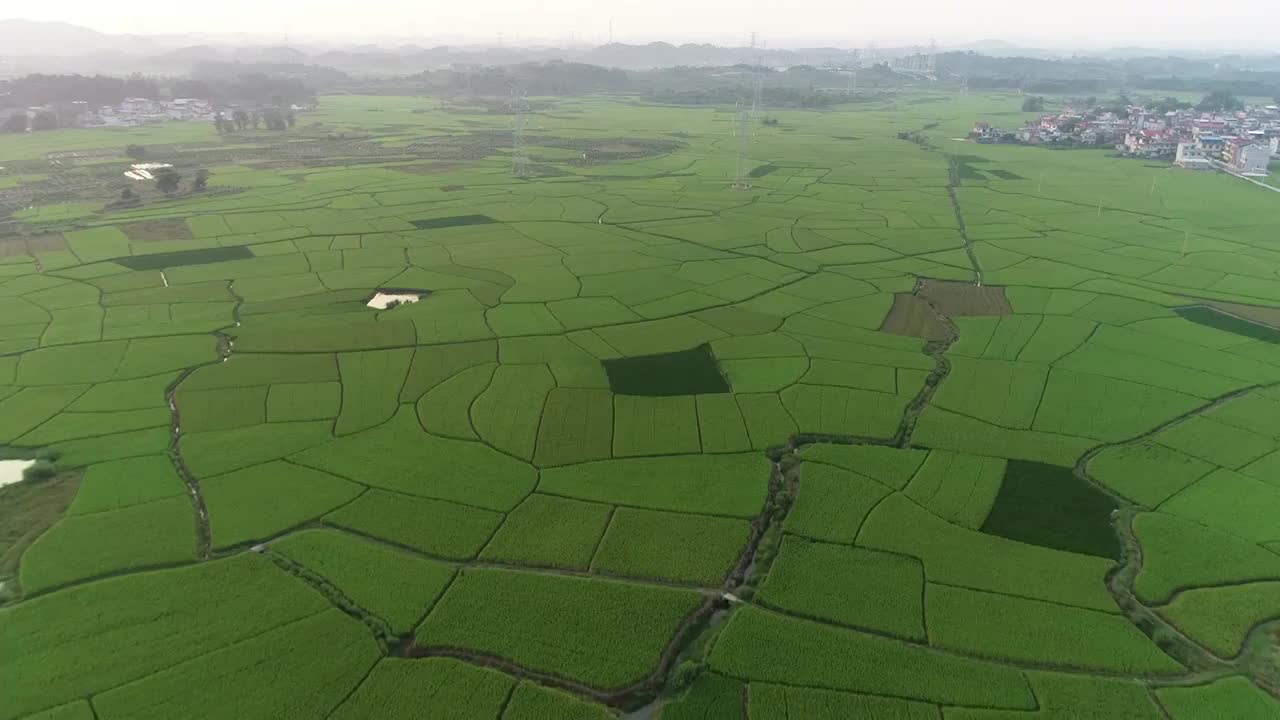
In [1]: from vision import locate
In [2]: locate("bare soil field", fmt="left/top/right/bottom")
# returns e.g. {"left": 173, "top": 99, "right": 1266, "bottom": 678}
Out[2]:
{"left": 918, "top": 279, "right": 1012, "bottom": 316}
{"left": 121, "top": 218, "right": 194, "bottom": 242}
{"left": 0, "top": 233, "right": 66, "bottom": 258}
{"left": 881, "top": 293, "right": 952, "bottom": 341}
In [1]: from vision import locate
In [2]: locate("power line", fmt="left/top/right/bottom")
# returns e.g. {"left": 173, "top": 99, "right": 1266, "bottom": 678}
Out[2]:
{"left": 510, "top": 89, "right": 530, "bottom": 178}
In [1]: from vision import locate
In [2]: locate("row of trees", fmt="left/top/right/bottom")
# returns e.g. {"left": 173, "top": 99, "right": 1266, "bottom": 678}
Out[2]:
{"left": 1, "top": 111, "right": 55, "bottom": 133}
{"left": 0, "top": 73, "right": 160, "bottom": 109}
{"left": 1023, "top": 90, "right": 1274, "bottom": 117}
{"left": 0, "top": 72, "right": 316, "bottom": 110}
{"left": 212, "top": 107, "right": 295, "bottom": 133}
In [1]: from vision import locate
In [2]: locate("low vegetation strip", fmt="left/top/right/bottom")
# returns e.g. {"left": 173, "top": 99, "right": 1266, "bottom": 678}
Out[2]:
{"left": 273, "top": 529, "right": 454, "bottom": 636}
{"left": 112, "top": 246, "right": 254, "bottom": 271}
{"left": 415, "top": 568, "right": 703, "bottom": 689}
{"left": 708, "top": 606, "right": 1036, "bottom": 709}
{"left": 92, "top": 609, "right": 381, "bottom": 720}
{"left": 748, "top": 684, "right": 938, "bottom": 720}
{"left": 1156, "top": 581, "right": 1280, "bottom": 658}
{"left": 538, "top": 454, "right": 769, "bottom": 518}
{"left": 925, "top": 584, "right": 1184, "bottom": 674}
{"left": 591, "top": 507, "right": 750, "bottom": 586}
{"left": 756, "top": 537, "right": 925, "bottom": 640}
{"left": 0, "top": 555, "right": 330, "bottom": 720}
{"left": 411, "top": 215, "right": 497, "bottom": 230}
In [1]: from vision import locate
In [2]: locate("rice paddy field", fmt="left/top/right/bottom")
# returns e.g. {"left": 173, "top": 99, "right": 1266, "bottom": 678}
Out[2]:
{"left": 1, "top": 90, "right": 1279, "bottom": 717}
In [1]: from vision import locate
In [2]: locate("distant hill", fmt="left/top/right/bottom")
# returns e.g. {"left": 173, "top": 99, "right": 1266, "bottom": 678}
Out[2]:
{"left": 0, "top": 18, "right": 156, "bottom": 56}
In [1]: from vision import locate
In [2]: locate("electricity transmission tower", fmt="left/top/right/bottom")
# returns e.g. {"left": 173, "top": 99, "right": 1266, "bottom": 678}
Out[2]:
{"left": 846, "top": 49, "right": 861, "bottom": 95}
{"left": 732, "top": 101, "right": 753, "bottom": 190}
{"left": 748, "top": 32, "right": 763, "bottom": 119}
{"left": 510, "top": 91, "right": 530, "bottom": 178}
{"left": 751, "top": 70, "right": 763, "bottom": 119}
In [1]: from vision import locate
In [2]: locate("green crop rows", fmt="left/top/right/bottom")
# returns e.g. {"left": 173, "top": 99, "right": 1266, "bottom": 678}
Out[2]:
{"left": 1, "top": 90, "right": 1278, "bottom": 717}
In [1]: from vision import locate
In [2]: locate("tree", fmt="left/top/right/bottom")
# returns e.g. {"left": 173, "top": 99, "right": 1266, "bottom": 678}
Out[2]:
{"left": 125, "top": 144, "right": 147, "bottom": 159}
{"left": 122, "top": 73, "right": 158, "bottom": 99}
{"left": 261, "top": 108, "right": 286, "bottom": 131}
{"left": 1198, "top": 90, "right": 1243, "bottom": 113}
{"left": 250, "top": 110, "right": 262, "bottom": 130}
{"left": 232, "top": 109, "right": 249, "bottom": 131}
{"left": 108, "top": 186, "right": 141, "bottom": 209}
{"left": 1153, "top": 96, "right": 1191, "bottom": 114}
{"left": 30, "top": 110, "right": 57, "bottom": 131}
{"left": 154, "top": 168, "right": 181, "bottom": 195}
{"left": 1021, "top": 96, "right": 1046, "bottom": 112}
{"left": 1, "top": 113, "right": 27, "bottom": 133}
{"left": 192, "top": 169, "right": 209, "bottom": 191}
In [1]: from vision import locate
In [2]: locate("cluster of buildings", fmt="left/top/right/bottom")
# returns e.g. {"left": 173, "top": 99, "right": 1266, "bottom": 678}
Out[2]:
{"left": 971, "top": 110, "right": 1132, "bottom": 147}
{"left": 972, "top": 103, "right": 1280, "bottom": 177}
{"left": 93, "top": 97, "right": 215, "bottom": 127}
{"left": 0, "top": 97, "right": 216, "bottom": 131}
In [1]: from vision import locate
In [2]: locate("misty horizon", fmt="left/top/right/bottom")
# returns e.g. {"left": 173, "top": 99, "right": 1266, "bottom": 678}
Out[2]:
{"left": 4, "top": 0, "right": 1280, "bottom": 53}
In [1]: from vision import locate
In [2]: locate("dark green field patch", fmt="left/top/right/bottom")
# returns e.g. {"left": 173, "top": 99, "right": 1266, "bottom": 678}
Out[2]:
{"left": 603, "top": 344, "right": 730, "bottom": 396}
{"left": 980, "top": 460, "right": 1120, "bottom": 559}
{"left": 410, "top": 215, "right": 495, "bottom": 230}
{"left": 987, "top": 169, "right": 1027, "bottom": 180}
{"left": 1175, "top": 306, "right": 1280, "bottom": 344}
{"left": 749, "top": 165, "right": 780, "bottom": 178}
{"left": 113, "top": 246, "right": 253, "bottom": 271}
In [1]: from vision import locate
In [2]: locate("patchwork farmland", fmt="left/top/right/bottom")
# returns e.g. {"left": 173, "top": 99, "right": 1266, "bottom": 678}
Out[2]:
{"left": 1, "top": 91, "right": 1279, "bottom": 718}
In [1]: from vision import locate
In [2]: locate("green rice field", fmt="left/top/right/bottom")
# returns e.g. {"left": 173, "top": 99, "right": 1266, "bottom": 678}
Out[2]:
{"left": 1, "top": 89, "right": 1278, "bottom": 717}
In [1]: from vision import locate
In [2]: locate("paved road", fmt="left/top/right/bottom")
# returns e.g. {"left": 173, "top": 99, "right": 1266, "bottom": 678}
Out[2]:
{"left": 1214, "top": 161, "right": 1280, "bottom": 194}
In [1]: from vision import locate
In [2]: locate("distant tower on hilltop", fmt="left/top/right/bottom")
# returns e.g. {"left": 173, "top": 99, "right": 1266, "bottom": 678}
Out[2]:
{"left": 511, "top": 91, "right": 530, "bottom": 178}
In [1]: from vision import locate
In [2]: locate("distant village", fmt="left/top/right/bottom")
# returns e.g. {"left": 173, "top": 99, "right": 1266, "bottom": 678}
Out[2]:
{"left": 0, "top": 96, "right": 311, "bottom": 133}
{"left": 971, "top": 103, "right": 1280, "bottom": 177}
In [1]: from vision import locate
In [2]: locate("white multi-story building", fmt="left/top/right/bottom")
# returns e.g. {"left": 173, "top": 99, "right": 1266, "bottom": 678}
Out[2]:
{"left": 1175, "top": 142, "right": 1214, "bottom": 170}
{"left": 1124, "top": 131, "right": 1177, "bottom": 157}
{"left": 1231, "top": 142, "right": 1272, "bottom": 175}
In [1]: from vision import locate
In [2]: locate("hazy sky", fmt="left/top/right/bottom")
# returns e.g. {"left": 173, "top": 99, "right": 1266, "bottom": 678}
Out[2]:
{"left": 13, "top": 0, "right": 1280, "bottom": 50}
